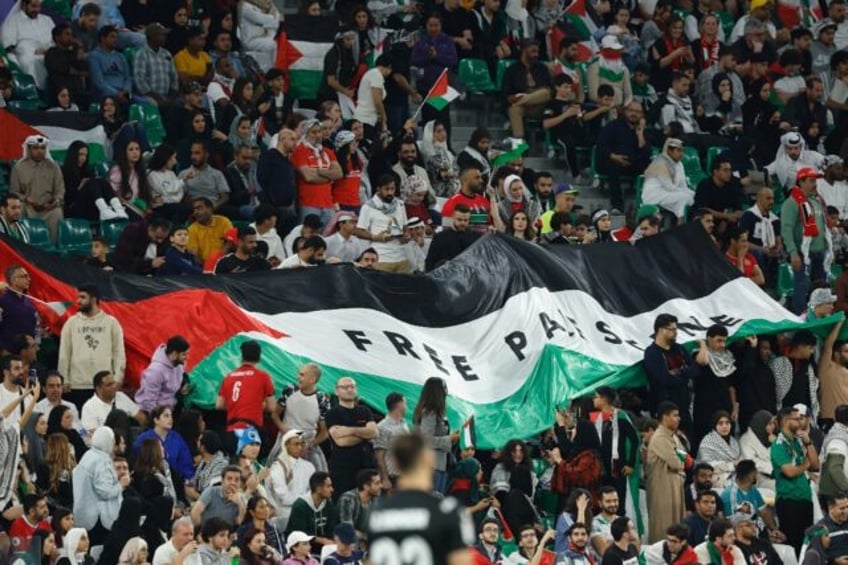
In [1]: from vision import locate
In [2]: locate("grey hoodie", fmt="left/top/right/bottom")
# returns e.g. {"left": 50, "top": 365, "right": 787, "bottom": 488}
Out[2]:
{"left": 195, "top": 544, "right": 233, "bottom": 565}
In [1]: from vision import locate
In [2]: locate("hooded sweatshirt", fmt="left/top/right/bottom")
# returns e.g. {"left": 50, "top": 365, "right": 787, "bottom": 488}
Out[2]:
{"left": 72, "top": 427, "right": 123, "bottom": 530}
{"left": 135, "top": 344, "right": 186, "bottom": 412}
{"left": 57, "top": 309, "right": 126, "bottom": 390}
{"left": 285, "top": 493, "right": 338, "bottom": 540}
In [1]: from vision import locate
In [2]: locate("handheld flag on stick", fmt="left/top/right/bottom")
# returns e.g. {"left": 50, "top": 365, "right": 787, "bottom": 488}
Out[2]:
{"left": 412, "top": 68, "right": 460, "bottom": 120}
{"left": 459, "top": 416, "right": 476, "bottom": 451}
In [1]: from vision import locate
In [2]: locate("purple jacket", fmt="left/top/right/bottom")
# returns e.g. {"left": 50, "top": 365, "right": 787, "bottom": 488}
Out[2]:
{"left": 411, "top": 33, "right": 458, "bottom": 93}
{"left": 135, "top": 344, "right": 184, "bottom": 412}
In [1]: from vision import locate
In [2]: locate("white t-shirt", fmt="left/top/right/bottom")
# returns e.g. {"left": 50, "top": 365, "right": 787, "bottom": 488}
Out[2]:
{"left": 357, "top": 203, "right": 408, "bottom": 262}
{"left": 152, "top": 540, "right": 179, "bottom": 565}
{"left": 33, "top": 398, "right": 81, "bottom": 428}
{"left": 279, "top": 254, "right": 316, "bottom": 269}
{"left": 354, "top": 68, "right": 386, "bottom": 126}
{"left": 0, "top": 384, "right": 25, "bottom": 426}
{"left": 80, "top": 391, "right": 140, "bottom": 432}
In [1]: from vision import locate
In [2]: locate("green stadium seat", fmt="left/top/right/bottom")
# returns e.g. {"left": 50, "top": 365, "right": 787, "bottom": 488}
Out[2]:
{"left": 705, "top": 146, "right": 725, "bottom": 174}
{"left": 7, "top": 99, "right": 43, "bottom": 110}
{"left": 19, "top": 217, "right": 54, "bottom": 251}
{"left": 41, "top": 0, "right": 71, "bottom": 18}
{"left": 94, "top": 161, "right": 113, "bottom": 178}
{"left": 635, "top": 174, "right": 645, "bottom": 208}
{"left": 494, "top": 59, "right": 516, "bottom": 91}
{"left": 123, "top": 46, "right": 139, "bottom": 71}
{"left": 12, "top": 73, "right": 39, "bottom": 101}
{"left": 457, "top": 58, "right": 496, "bottom": 94}
{"left": 99, "top": 219, "right": 129, "bottom": 247}
{"left": 129, "top": 104, "right": 166, "bottom": 146}
{"left": 56, "top": 218, "right": 93, "bottom": 257}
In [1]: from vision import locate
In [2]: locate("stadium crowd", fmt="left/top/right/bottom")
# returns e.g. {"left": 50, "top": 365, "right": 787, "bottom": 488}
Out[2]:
{"left": 1, "top": 0, "right": 848, "bottom": 561}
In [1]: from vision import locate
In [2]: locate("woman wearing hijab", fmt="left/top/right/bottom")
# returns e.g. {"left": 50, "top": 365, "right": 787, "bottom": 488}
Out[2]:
{"left": 701, "top": 73, "right": 743, "bottom": 135}
{"left": 456, "top": 128, "right": 492, "bottom": 187}
{"left": 71, "top": 427, "right": 124, "bottom": 546}
{"left": 22, "top": 412, "right": 47, "bottom": 476}
{"left": 492, "top": 174, "right": 542, "bottom": 229}
{"left": 642, "top": 137, "right": 693, "bottom": 222}
{"left": 117, "top": 537, "right": 149, "bottom": 565}
{"left": 420, "top": 120, "right": 460, "bottom": 197}
{"left": 56, "top": 528, "right": 93, "bottom": 565}
{"left": 739, "top": 410, "right": 776, "bottom": 491}
{"left": 696, "top": 411, "right": 741, "bottom": 489}
{"left": 447, "top": 458, "right": 496, "bottom": 526}
{"left": 733, "top": 336, "right": 778, "bottom": 433}
{"left": 742, "top": 79, "right": 785, "bottom": 169}
{"left": 692, "top": 325, "right": 738, "bottom": 447}
{"left": 46, "top": 406, "right": 86, "bottom": 461}
{"left": 237, "top": 0, "right": 281, "bottom": 71}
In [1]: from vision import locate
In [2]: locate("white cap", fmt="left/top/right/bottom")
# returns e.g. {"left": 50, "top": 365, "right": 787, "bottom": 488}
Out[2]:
{"left": 286, "top": 531, "right": 315, "bottom": 552}
{"left": 601, "top": 35, "right": 624, "bottom": 50}
{"left": 281, "top": 429, "right": 303, "bottom": 446}
{"left": 337, "top": 214, "right": 356, "bottom": 223}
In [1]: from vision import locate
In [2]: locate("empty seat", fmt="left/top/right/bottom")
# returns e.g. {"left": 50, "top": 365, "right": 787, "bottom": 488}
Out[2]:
{"left": 19, "top": 217, "right": 54, "bottom": 251}
{"left": 99, "top": 219, "right": 129, "bottom": 247}
{"left": 56, "top": 218, "right": 93, "bottom": 257}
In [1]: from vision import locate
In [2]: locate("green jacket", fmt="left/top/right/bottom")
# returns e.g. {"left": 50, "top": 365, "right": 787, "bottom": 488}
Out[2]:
{"left": 780, "top": 192, "right": 827, "bottom": 256}
{"left": 285, "top": 494, "right": 338, "bottom": 539}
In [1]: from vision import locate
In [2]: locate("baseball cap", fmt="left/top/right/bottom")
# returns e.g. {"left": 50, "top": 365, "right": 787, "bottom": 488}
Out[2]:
{"left": 235, "top": 426, "right": 261, "bottom": 454}
{"left": 554, "top": 183, "right": 579, "bottom": 196}
{"left": 222, "top": 227, "right": 238, "bottom": 245}
{"left": 601, "top": 35, "right": 624, "bottom": 50}
{"left": 666, "top": 138, "right": 684, "bottom": 149}
{"left": 793, "top": 403, "right": 811, "bottom": 418}
{"left": 749, "top": 0, "right": 771, "bottom": 11}
{"left": 145, "top": 22, "right": 169, "bottom": 37}
{"left": 182, "top": 81, "right": 202, "bottom": 94}
{"left": 796, "top": 167, "right": 823, "bottom": 182}
{"left": 286, "top": 531, "right": 314, "bottom": 552}
{"left": 334, "top": 523, "right": 358, "bottom": 545}
{"left": 814, "top": 18, "right": 838, "bottom": 38}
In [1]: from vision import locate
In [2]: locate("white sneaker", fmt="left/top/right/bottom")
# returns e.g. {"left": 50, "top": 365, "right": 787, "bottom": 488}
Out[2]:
{"left": 95, "top": 198, "right": 121, "bottom": 221}
{"left": 109, "top": 197, "right": 130, "bottom": 219}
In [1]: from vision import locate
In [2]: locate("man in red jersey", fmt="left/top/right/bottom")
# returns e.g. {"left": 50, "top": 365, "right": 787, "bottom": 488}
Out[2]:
{"left": 216, "top": 340, "right": 276, "bottom": 456}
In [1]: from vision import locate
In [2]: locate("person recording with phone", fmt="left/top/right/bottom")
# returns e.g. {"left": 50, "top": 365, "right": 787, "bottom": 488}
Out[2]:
{"left": 0, "top": 354, "right": 42, "bottom": 427}
{"left": 547, "top": 405, "right": 603, "bottom": 516}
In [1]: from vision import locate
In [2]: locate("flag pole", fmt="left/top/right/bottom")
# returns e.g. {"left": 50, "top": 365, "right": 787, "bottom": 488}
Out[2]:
{"left": 410, "top": 67, "right": 448, "bottom": 122}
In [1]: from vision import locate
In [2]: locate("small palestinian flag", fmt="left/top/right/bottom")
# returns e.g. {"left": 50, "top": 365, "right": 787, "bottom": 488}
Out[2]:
{"left": 424, "top": 68, "right": 460, "bottom": 111}
{"left": 490, "top": 138, "right": 530, "bottom": 167}
{"left": 459, "top": 416, "right": 476, "bottom": 450}
{"left": 0, "top": 108, "right": 107, "bottom": 163}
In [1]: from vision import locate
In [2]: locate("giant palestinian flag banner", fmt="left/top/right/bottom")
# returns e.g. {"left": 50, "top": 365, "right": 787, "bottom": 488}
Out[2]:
{"left": 275, "top": 15, "right": 338, "bottom": 101}
{"left": 0, "top": 225, "right": 835, "bottom": 449}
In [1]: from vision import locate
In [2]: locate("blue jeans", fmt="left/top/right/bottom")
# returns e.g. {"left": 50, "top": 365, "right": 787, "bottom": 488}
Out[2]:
{"left": 118, "top": 30, "right": 146, "bottom": 49}
{"left": 299, "top": 206, "right": 335, "bottom": 226}
{"left": 433, "top": 469, "right": 448, "bottom": 494}
{"left": 792, "top": 251, "right": 826, "bottom": 314}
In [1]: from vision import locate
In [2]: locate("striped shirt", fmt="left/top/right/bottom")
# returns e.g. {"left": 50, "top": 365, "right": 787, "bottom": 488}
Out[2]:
{"left": 133, "top": 45, "right": 178, "bottom": 96}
